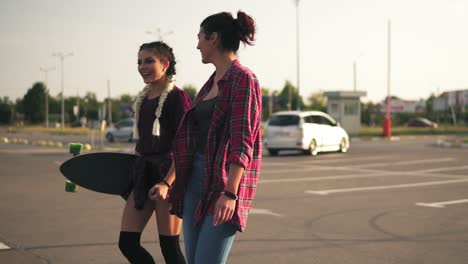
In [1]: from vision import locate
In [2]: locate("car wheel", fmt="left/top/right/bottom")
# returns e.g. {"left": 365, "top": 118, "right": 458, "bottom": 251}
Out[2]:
{"left": 339, "top": 138, "right": 348, "bottom": 153}
{"left": 106, "top": 133, "right": 114, "bottom": 143}
{"left": 308, "top": 139, "right": 318, "bottom": 156}
{"left": 268, "top": 149, "right": 279, "bottom": 156}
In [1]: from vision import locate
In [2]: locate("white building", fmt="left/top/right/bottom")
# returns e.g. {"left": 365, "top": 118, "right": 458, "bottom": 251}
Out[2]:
{"left": 433, "top": 89, "right": 468, "bottom": 111}
{"left": 380, "top": 99, "right": 426, "bottom": 113}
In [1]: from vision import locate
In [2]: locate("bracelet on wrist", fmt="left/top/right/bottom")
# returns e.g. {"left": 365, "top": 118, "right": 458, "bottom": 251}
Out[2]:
{"left": 222, "top": 190, "right": 238, "bottom": 200}
{"left": 161, "top": 179, "right": 171, "bottom": 188}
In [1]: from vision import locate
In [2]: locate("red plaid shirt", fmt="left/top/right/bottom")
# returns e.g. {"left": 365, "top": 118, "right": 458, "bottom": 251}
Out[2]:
{"left": 169, "top": 60, "right": 262, "bottom": 232}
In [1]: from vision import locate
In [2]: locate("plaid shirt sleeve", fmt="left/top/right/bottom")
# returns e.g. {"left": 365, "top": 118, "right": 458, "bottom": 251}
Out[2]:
{"left": 227, "top": 72, "right": 261, "bottom": 168}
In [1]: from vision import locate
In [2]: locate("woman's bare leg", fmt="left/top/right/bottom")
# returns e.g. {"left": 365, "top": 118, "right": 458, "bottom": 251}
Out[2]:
{"left": 155, "top": 198, "right": 182, "bottom": 235}
{"left": 121, "top": 191, "right": 155, "bottom": 231}
{"left": 118, "top": 191, "right": 156, "bottom": 263}
{"left": 155, "top": 198, "right": 186, "bottom": 263}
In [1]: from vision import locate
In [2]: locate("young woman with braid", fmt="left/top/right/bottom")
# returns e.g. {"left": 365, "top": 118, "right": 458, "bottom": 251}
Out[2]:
{"left": 151, "top": 11, "right": 263, "bottom": 264}
{"left": 118, "top": 41, "right": 191, "bottom": 264}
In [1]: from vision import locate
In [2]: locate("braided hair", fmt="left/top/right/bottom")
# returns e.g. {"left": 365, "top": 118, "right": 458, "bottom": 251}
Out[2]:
{"left": 133, "top": 41, "right": 177, "bottom": 139}
{"left": 139, "top": 41, "right": 176, "bottom": 76}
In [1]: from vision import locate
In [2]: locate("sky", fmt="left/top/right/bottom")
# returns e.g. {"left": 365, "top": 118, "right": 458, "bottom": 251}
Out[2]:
{"left": 1, "top": 0, "right": 467, "bottom": 103}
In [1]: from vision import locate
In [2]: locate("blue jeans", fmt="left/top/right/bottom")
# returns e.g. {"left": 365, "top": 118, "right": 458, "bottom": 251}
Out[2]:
{"left": 183, "top": 152, "right": 237, "bottom": 264}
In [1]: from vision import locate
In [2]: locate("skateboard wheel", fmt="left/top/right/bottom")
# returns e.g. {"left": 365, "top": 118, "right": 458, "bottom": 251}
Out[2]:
{"left": 69, "top": 143, "right": 83, "bottom": 156}
{"left": 65, "top": 180, "right": 78, "bottom": 192}
{"left": 83, "top": 144, "right": 92, "bottom": 151}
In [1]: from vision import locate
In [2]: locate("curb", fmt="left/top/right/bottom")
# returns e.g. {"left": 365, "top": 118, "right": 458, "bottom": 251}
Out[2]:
{"left": 1, "top": 136, "right": 130, "bottom": 153}
{"left": 351, "top": 136, "right": 401, "bottom": 142}
{"left": 1, "top": 136, "right": 93, "bottom": 151}
{"left": 433, "top": 140, "right": 468, "bottom": 149}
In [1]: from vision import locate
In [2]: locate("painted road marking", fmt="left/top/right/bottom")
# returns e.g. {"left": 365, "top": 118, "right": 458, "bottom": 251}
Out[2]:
{"left": 416, "top": 199, "right": 468, "bottom": 208}
{"left": 261, "top": 172, "right": 392, "bottom": 184}
{"left": 411, "top": 165, "right": 468, "bottom": 174}
{"left": 351, "top": 158, "right": 454, "bottom": 168}
{"left": 0, "top": 242, "right": 10, "bottom": 250}
{"left": 301, "top": 155, "right": 392, "bottom": 165}
{"left": 250, "top": 208, "right": 283, "bottom": 217}
{"left": 260, "top": 164, "right": 468, "bottom": 184}
{"left": 305, "top": 178, "right": 468, "bottom": 195}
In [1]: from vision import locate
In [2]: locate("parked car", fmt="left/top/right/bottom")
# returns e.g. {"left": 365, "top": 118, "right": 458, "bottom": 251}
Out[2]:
{"left": 105, "top": 118, "right": 134, "bottom": 142}
{"left": 406, "top": 117, "right": 438, "bottom": 128}
{"left": 264, "top": 111, "right": 350, "bottom": 156}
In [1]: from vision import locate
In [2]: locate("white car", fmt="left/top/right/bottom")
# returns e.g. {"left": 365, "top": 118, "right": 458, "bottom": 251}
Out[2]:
{"left": 264, "top": 111, "right": 349, "bottom": 156}
{"left": 105, "top": 118, "right": 134, "bottom": 142}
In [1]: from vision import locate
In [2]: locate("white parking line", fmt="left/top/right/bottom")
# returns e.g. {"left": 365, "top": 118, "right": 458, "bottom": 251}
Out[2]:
{"left": 416, "top": 199, "right": 468, "bottom": 208}
{"left": 0, "top": 242, "right": 10, "bottom": 250}
{"left": 250, "top": 208, "right": 283, "bottom": 217}
{"left": 261, "top": 164, "right": 468, "bottom": 184}
{"left": 305, "top": 178, "right": 468, "bottom": 195}
{"left": 301, "top": 155, "right": 392, "bottom": 165}
{"left": 351, "top": 158, "right": 454, "bottom": 168}
{"left": 260, "top": 172, "right": 393, "bottom": 184}
{"left": 411, "top": 165, "right": 468, "bottom": 174}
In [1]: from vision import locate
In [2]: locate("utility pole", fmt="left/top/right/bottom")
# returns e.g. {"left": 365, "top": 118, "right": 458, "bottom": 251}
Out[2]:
{"left": 295, "top": 0, "right": 301, "bottom": 110}
{"left": 52, "top": 51, "right": 74, "bottom": 129}
{"left": 383, "top": 20, "right": 392, "bottom": 137}
{"left": 40, "top": 66, "right": 55, "bottom": 128}
{"left": 353, "top": 54, "right": 363, "bottom": 92}
{"left": 107, "top": 79, "right": 112, "bottom": 126}
{"left": 353, "top": 61, "right": 357, "bottom": 91}
{"left": 146, "top": 28, "right": 174, "bottom": 41}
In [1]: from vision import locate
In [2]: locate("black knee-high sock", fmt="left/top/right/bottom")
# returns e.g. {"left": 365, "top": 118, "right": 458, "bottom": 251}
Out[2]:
{"left": 119, "top": 231, "right": 156, "bottom": 264}
{"left": 159, "top": 234, "right": 186, "bottom": 264}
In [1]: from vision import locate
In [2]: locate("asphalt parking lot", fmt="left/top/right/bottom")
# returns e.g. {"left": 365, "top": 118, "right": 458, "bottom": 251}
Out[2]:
{"left": 1, "top": 136, "right": 468, "bottom": 263}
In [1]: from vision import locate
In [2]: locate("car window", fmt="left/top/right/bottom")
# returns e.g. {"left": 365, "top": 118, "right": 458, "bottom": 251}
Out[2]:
{"left": 269, "top": 115, "right": 300, "bottom": 126}
{"left": 318, "top": 116, "right": 335, "bottom": 126}
{"left": 117, "top": 120, "right": 133, "bottom": 127}
{"left": 123, "top": 120, "right": 133, "bottom": 127}
{"left": 304, "top": 115, "right": 321, "bottom": 124}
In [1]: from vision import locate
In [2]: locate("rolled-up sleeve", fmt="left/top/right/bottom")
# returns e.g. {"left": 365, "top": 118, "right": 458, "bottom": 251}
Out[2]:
{"left": 228, "top": 73, "right": 261, "bottom": 168}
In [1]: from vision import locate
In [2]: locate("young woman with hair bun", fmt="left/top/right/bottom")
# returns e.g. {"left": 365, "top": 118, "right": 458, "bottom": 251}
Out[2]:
{"left": 159, "top": 11, "right": 263, "bottom": 264}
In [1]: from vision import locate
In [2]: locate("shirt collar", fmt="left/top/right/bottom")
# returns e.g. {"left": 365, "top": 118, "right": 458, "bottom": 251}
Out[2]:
{"left": 217, "top": 59, "right": 240, "bottom": 83}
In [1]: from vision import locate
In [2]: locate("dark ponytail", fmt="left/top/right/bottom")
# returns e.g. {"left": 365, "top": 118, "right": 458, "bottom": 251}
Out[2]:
{"left": 235, "top": 11, "right": 256, "bottom": 46}
{"left": 139, "top": 41, "right": 176, "bottom": 76}
{"left": 201, "top": 10, "right": 256, "bottom": 52}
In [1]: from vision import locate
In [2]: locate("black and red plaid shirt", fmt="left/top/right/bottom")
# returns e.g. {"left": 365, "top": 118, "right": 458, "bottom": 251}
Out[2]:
{"left": 169, "top": 60, "right": 262, "bottom": 232}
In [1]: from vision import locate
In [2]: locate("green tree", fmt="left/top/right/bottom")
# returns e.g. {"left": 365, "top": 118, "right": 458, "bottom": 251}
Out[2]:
{"left": 65, "top": 96, "right": 81, "bottom": 123}
{"left": 81, "top": 92, "right": 101, "bottom": 120}
{"left": 361, "top": 101, "right": 380, "bottom": 126}
{"left": 183, "top": 84, "right": 198, "bottom": 101}
{"left": 278, "top": 80, "right": 304, "bottom": 111}
{"left": 425, "top": 94, "right": 436, "bottom": 114}
{"left": 305, "top": 91, "right": 327, "bottom": 112}
{"left": 119, "top": 94, "right": 135, "bottom": 104}
{"left": 22, "top": 82, "right": 46, "bottom": 123}
{"left": 261, "top": 87, "right": 273, "bottom": 121}
{"left": 0, "top": 97, "right": 14, "bottom": 124}
{"left": 116, "top": 94, "right": 135, "bottom": 120}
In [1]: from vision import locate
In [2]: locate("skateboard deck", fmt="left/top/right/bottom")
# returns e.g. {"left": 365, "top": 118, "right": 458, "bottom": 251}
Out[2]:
{"left": 60, "top": 152, "right": 138, "bottom": 195}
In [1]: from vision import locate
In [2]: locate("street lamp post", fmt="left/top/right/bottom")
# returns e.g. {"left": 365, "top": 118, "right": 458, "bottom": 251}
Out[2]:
{"left": 295, "top": 0, "right": 301, "bottom": 110}
{"left": 40, "top": 66, "right": 55, "bottom": 128}
{"left": 353, "top": 54, "right": 363, "bottom": 91}
{"left": 353, "top": 61, "right": 357, "bottom": 91}
{"left": 52, "top": 51, "right": 74, "bottom": 129}
{"left": 145, "top": 28, "right": 174, "bottom": 41}
{"left": 383, "top": 20, "right": 392, "bottom": 137}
